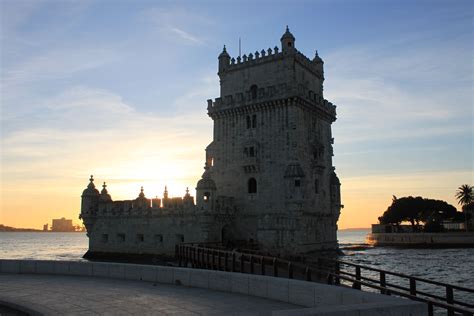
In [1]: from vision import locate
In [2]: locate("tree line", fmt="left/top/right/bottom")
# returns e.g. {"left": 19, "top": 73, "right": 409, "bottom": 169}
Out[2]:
{"left": 378, "top": 184, "right": 472, "bottom": 232}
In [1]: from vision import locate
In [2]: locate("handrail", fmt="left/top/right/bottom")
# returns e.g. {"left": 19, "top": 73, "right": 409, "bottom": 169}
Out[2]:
{"left": 336, "top": 259, "right": 474, "bottom": 293}
{"left": 175, "top": 244, "right": 474, "bottom": 316}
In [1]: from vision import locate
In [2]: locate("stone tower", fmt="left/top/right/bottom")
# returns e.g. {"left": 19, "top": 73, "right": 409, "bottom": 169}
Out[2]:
{"left": 201, "top": 27, "right": 342, "bottom": 254}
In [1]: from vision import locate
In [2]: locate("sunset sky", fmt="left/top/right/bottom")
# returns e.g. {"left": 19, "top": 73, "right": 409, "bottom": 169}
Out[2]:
{"left": 1, "top": 0, "right": 472, "bottom": 230}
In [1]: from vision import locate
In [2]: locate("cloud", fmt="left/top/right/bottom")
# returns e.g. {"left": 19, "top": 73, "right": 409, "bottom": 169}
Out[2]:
{"left": 1, "top": 86, "right": 212, "bottom": 195}
{"left": 324, "top": 42, "right": 473, "bottom": 145}
{"left": 1, "top": 48, "right": 118, "bottom": 87}
{"left": 143, "top": 7, "right": 213, "bottom": 45}
{"left": 169, "top": 27, "right": 203, "bottom": 44}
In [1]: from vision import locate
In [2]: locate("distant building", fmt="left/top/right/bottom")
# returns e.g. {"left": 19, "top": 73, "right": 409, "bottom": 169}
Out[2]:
{"left": 52, "top": 218, "right": 74, "bottom": 232}
{"left": 442, "top": 221, "right": 465, "bottom": 231}
{"left": 43, "top": 224, "right": 49, "bottom": 231}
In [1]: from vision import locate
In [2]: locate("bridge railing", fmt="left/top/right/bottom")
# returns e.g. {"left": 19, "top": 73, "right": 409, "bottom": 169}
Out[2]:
{"left": 175, "top": 244, "right": 474, "bottom": 316}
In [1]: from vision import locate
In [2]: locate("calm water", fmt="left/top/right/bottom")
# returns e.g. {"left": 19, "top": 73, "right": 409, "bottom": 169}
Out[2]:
{"left": 1, "top": 230, "right": 473, "bottom": 309}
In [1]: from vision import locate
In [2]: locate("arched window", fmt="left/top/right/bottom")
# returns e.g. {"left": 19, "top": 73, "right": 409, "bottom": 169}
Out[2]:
{"left": 204, "top": 192, "right": 210, "bottom": 202}
{"left": 248, "top": 178, "right": 257, "bottom": 194}
{"left": 250, "top": 85, "right": 258, "bottom": 100}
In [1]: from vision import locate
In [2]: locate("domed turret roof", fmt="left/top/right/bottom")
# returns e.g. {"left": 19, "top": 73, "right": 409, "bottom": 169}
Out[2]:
{"left": 280, "top": 25, "right": 295, "bottom": 41}
{"left": 218, "top": 45, "right": 230, "bottom": 59}
{"left": 82, "top": 175, "right": 100, "bottom": 197}
{"left": 312, "top": 50, "right": 323, "bottom": 64}
{"left": 99, "top": 182, "right": 112, "bottom": 202}
{"left": 196, "top": 164, "right": 216, "bottom": 190}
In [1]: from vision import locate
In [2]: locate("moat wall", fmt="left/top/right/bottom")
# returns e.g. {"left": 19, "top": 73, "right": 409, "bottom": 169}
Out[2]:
{"left": 367, "top": 232, "right": 474, "bottom": 247}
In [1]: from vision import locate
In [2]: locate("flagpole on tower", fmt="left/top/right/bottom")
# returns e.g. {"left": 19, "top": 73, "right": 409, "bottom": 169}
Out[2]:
{"left": 239, "top": 37, "right": 241, "bottom": 58}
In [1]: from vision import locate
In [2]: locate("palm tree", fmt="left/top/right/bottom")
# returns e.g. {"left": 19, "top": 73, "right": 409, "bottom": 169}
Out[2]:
{"left": 456, "top": 184, "right": 473, "bottom": 231}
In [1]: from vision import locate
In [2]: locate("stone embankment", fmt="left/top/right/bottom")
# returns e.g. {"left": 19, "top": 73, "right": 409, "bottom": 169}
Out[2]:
{"left": 367, "top": 232, "right": 474, "bottom": 247}
{"left": 0, "top": 259, "right": 426, "bottom": 315}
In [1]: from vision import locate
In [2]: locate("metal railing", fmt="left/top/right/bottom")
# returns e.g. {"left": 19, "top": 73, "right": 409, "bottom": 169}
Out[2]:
{"left": 175, "top": 244, "right": 474, "bottom": 316}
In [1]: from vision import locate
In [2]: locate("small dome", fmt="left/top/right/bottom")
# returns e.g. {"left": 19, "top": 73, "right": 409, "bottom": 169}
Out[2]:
{"left": 138, "top": 186, "right": 145, "bottom": 198}
{"left": 82, "top": 175, "right": 100, "bottom": 197}
{"left": 284, "top": 163, "right": 305, "bottom": 178}
{"left": 197, "top": 177, "right": 217, "bottom": 190}
{"left": 99, "top": 182, "right": 112, "bottom": 202}
{"left": 218, "top": 45, "right": 230, "bottom": 59}
{"left": 280, "top": 25, "right": 295, "bottom": 41}
{"left": 312, "top": 50, "right": 323, "bottom": 64}
{"left": 197, "top": 165, "right": 217, "bottom": 190}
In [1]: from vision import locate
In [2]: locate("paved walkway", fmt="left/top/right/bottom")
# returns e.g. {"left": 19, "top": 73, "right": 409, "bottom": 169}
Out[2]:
{"left": 0, "top": 273, "right": 299, "bottom": 315}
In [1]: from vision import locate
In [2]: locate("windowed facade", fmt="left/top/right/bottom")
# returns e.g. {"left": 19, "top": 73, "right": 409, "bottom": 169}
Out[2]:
{"left": 246, "top": 114, "right": 257, "bottom": 129}
{"left": 248, "top": 178, "right": 257, "bottom": 193}
{"left": 315, "top": 179, "right": 319, "bottom": 193}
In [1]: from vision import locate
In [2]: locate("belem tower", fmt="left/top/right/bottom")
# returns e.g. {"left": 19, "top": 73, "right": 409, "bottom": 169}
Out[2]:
{"left": 80, "top": 27, "right": 342, "bottom": 258}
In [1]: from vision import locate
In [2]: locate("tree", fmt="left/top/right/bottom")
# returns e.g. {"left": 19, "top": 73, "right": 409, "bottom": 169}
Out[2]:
{"left": 378, "top": 196, "right": 458, "bottom": 229}
{"left": 455, "top": 184, "right": 473, "bottom": 231}
{"left": 456, "top": 184, "right": 473, "bottom": 208}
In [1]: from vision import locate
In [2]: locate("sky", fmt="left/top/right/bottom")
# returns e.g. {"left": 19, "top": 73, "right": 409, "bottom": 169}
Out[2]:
{"left": 0, "top": 0, "right": 473, "bottom": 229}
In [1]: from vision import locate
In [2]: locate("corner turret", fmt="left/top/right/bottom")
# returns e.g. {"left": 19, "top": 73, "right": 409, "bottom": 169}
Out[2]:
{"left": 99, "top": 182, "right": 112, "bottom": 202}
{"left": 80, "top": 175, "right": 100, "bottom": 233}
{"left": 281, "top": 26, "right": 295, "bottom": 53}
{"left": 218, "top": 45, "right": 230, "bottom": 74}
{"left": 196, "top": 163, "right": 216, "bottom": 211}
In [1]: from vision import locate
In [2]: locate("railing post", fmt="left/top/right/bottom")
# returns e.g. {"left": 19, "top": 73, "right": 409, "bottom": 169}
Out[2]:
{"left": 240, "top": 254, "right": 245, "bottom": 273}
{"left": 197, "top": 248, "right": 201, "bottom": 268}
{"left": 212, "top": 250, "right": 216, "bottom": 270}
{"left": 232, "top": 253, "right": 236, "bottom": 272}
{"left": 177, "top": 245, "right": 181, "bottom": 267}
{"left": 250, "top": 255, "right": 254, "bottom": 274}
{"left": 184, "top": 246, "right": 188, "bottom": 267}
{"left": 261, "top": 256, "right": 265, "bottom": 275}
{"left": 191, "top": 248, "right": 195, "bottom": 268}
{"left": 352, "top": 266, "right": 361, "bottom": 290}
{"left": 305, "top": 266, "right": 311, "bottom": 281}
{"left": 317, "top": 257, "right": 322, "bottom": 281}
{"left": 409, "top": 278, "right": 416, "bottom": 296}
{"left": 206, "top": 249, "right": 210, "bottom": 269}
{"left": 288, "top": 262, "right": 293, "bottom": 279}
{"left": 446, "top": 285, "right": 454, "bottom": 316}
{"left": 224, "top": 252, "right": 229, "bottom": 271}
{"left": 428, "top": 302, "right": 433, "bottom": 316}
{"left": 273, "top": 258, "right": 278, "bottom": 277}
{"left": 334, "top": 261, "right": 340, "bottom": 285}
{"left": 380, "top": 271, "right": 386, "bottom": 294}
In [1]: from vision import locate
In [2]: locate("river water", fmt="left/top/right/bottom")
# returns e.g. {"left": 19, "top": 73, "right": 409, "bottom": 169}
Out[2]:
{"left": 1, "top": 229, "right": 473, "bottom": 311}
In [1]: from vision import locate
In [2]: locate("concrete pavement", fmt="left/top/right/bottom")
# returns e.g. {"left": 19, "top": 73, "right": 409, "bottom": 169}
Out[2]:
{"left": 0, "top": 273, "right": 299, "bottom": 315}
